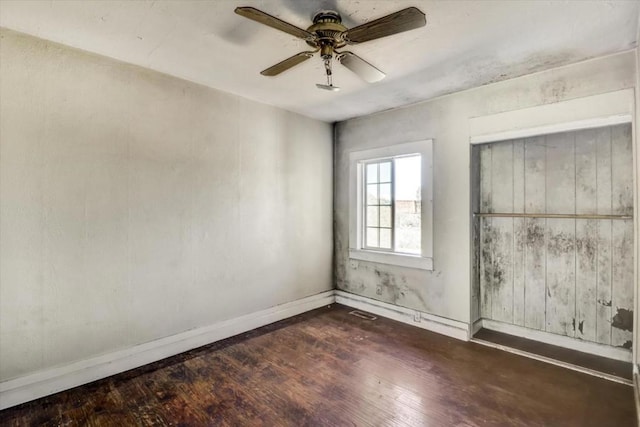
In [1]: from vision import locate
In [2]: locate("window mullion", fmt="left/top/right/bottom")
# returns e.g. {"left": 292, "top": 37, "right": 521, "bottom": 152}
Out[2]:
{"left": 376, "top": 163, "right": 381, "bottom": 250}
{"left": 391, "top": 159, "right": 396, "bottom": 252}
{"left": 363, "top": 163, "right": 368, "bottom": 248}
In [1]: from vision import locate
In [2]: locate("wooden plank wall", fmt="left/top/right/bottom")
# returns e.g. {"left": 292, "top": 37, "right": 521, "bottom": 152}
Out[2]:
{"left": 478, "top": 124, "right": 633, "bottom": 349}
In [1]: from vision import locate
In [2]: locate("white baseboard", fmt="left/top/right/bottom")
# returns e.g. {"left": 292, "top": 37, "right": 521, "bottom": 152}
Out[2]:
{"left": 480, "top": 319, "right": 632, "bottom": 363}
{"left": 0, "top": 290, "right": 335, "bottom": 410}
{"left": 471, "top": 319, "right": 483, "bottom": 336}
{"left": 334, "top": 290, "right": 470, "bottom": 341}
{"left": 6, "top": 290, "right": 629, "bottom": 410}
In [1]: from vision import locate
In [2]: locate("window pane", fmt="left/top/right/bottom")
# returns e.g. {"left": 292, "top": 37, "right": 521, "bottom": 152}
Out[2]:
{"left": 394, "top": 155, "right": 421, "bottom": 254}
{"left": 379, "top": 161, "right": 391, "bottom": 183}
{"left": 367, "top": 206, "right": 379, "bottom": 227}
{"left": 379, "top": 228, "right": 392, "bottom": 249}
{"left": 366, "top": 227, "right": 379, "bottom": 248}
{"left": 380, "top": 206, "right": 391, "bottom": 227}
{"left": 379, "top": 183, "right": 391, "bottom": 205}
{"left": 366, "top": 163, "right": 378, "bottom": 183}
{"left": 367, "top": 184, "right": 379, "bottom": 205}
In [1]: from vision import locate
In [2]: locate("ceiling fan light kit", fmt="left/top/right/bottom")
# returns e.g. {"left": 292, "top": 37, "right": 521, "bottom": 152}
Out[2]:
{"left": 234, "top": 6, "right": 426, "bottom": 90}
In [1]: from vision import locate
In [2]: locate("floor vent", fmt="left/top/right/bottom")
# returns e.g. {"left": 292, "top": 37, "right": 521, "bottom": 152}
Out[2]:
{"left": 349, "top": 310, "right": 377, "bottom": 320}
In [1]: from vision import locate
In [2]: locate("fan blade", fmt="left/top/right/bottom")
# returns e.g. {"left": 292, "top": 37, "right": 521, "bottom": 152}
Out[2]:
{"left": 337, "top": 52, "right": 385, "bottom": 83}
{"left": 261, "top": 51, "right": 316, "bottom": 76}
{"left": 235, "top": 7, "right": 315, "bottom": 41}
{"left": 345, "top": 7, "right": 426, "bottom": 44}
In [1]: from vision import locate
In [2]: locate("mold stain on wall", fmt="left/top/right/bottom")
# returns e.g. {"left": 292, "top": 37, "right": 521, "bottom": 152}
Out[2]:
{"left": 477, "top": 123, "right": 634, "bottom": 349}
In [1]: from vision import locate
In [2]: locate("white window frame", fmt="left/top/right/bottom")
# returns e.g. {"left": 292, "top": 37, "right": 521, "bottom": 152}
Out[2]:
{"left": 348, "top": 140, "right": 434, "bottom": 270}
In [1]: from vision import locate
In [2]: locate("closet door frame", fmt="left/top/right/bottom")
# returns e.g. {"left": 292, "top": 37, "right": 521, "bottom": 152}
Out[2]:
{"left": 467, "top": 89, "right": 636, "bottom": 363}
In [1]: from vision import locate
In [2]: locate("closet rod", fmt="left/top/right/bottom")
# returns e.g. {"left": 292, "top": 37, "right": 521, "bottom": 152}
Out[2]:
{"left": 473, "top": 213, "right": 632, "bottom": 220}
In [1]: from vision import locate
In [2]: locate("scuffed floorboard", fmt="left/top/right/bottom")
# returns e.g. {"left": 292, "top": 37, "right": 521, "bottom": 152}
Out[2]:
{"left": 0, "top": 305, "right": 635, "bottom": 426}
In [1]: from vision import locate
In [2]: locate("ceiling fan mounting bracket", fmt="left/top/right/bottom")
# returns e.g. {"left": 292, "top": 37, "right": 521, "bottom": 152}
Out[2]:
{"left": 310, "top": 10, "right": 343, "bottom": 25}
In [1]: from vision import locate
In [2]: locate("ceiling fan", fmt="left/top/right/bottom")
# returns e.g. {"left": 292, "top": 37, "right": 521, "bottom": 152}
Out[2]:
{"left": 234, "top": 6, "right": 426, "bottom": 91}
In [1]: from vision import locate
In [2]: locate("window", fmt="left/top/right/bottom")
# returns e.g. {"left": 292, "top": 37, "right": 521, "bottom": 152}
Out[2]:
{"left": 349, "top": 140, "right": 433, "bottom": 270}
{"left": 363, "top": 155, "right": 421, "bottom": 253}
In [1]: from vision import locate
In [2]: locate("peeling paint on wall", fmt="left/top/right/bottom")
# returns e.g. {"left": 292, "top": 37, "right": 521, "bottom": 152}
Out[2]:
{"left": 335, "top": 51, "right": 635, "bottom": 325}
{"left": 612, "top": 308, "right": 634, "bottom": 332}
{"left": 477, "top": 124, "right": 634, "bottom": 348}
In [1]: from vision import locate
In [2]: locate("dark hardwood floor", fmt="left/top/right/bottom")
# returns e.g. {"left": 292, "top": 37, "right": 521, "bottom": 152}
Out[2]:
{"left": 0, "top": 304, "right": 635, "bottom": 426}
{"left": 474, "top": 328, "right": 633, "bottom": 381}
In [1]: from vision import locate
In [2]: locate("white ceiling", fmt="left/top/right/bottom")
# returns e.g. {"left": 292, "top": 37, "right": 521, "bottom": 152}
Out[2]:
{"left": 1, "top": 0, "right": 638, "bottom": 122}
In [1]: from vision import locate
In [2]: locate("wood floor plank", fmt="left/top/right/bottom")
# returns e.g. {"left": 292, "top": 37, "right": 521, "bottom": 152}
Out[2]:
{"left": 0, "top": 305, "right": 635, "bottom": 426}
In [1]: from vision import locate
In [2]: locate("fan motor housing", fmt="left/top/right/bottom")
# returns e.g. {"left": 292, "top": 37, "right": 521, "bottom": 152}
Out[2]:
{"left": 306, "top": 10, "right": 347, "bottom": 49}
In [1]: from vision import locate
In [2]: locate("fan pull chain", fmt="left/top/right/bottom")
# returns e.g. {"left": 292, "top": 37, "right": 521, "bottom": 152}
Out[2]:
{"left": 324, "top": 57, "right": 333, "bottom": 87}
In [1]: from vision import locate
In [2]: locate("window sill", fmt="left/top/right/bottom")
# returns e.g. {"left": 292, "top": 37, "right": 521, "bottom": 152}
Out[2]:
{"left": 349, "top": 249, "right": 433, "bottom": 271}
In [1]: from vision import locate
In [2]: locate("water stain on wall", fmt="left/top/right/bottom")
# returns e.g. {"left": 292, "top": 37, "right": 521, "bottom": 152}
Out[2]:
{"left": 375, "top": 269, "right": 404, "bottom": 303}
{"left": 492, "top": 259, "right": 505, "bottom": 289}
{"left": 525, "top": 221, "right": 545, "bottom": 247}
{"left": 373, "top": 268, "right": 427, "bottom": 308}
{"left": 478, "top": 124, "right": 633, "bottom": 349}
{"left": 575, "top": 230, "right": 596, "bottom": 268}
{"left": 480, "top": 220, "right": 495, "bottom": 315}
{"left": 540, "top": 78, "right": 569, "bottom": 103}
{"left": 546, "top": 231, "right": 574, "bottom": 257}
{"left": 342, "top": 279, "right": 366, "bottom": 294}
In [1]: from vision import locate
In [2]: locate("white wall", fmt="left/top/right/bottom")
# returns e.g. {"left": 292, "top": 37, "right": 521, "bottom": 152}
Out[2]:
{"left": 334, "top": 51, "right": 636, "bottom": 323}
{"left": 0, "top": 29, "right": 333, "bottom": 382}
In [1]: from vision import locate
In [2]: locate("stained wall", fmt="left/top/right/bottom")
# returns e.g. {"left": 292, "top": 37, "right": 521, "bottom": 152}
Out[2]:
{"left": 477, "top": 125, "right": 633, "bottom": 349}
{"left": 334, "top": 51, "right": 636, "bottom": 323}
